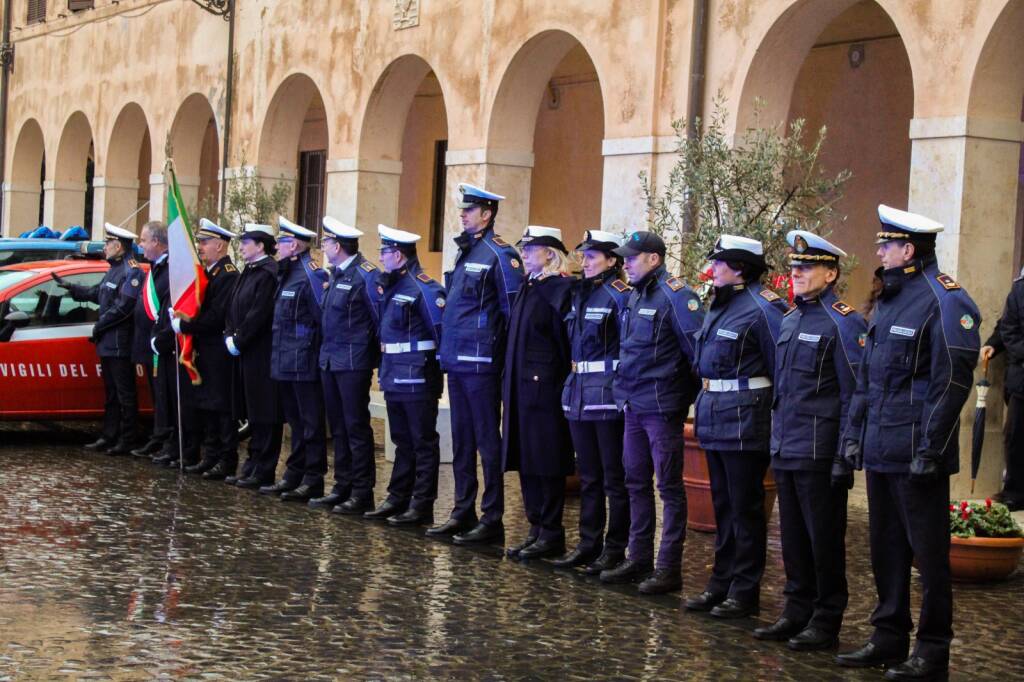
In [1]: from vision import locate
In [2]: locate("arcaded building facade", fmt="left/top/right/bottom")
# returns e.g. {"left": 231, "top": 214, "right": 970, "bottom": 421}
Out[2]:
{"left": 1, "top": 0, "right": 1022, "bottom": 495}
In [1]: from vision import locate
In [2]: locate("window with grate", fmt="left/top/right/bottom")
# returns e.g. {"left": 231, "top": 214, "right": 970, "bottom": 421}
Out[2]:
{"left": 27, "top": 0, "right": 47, "bottom": 23}
{"left": 297, "top": 150, "right": 327, "bottom": 236}
{"left": 429, "top": 140, "right": 448, "bottom": 253}
{"left": 68, "top": 0, "right": 95, "bottom": 11}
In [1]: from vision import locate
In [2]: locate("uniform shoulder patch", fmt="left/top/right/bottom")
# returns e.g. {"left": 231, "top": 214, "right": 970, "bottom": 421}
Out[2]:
{"left": 611, "top": 279, "right": 631, "bottom": 293}
{"left": 665, "top": 277, "right": 684, "bottom": 292}
{"left": 308, "top": 260, "right": 320, "bottom": 270}
{"left": 936, "top": 273, "right": 960, "bottom": 290}
{"left": 360, "top": 261, "right": 377, "bottom": 272}
{"left": 832, "top": 300, "right": 854, "bottom": 316}
{"left": 759, "top": 288, "right": 781, "bottom": 302}
{"left": 126, "top": 258, "right": 138, "bottom": 267}
{"left": 224, "top": 263, "right": 237, "bottom": 273}
{"left": 416, "top": 272, "right": 433, "bottom": 284}
{"left": 491, "top": 236, "right": 510, "bottom": 247}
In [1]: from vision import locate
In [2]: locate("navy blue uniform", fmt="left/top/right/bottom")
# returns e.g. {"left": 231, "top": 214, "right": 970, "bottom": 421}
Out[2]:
{"left": 613, "top": 265, "right": 703, "bottom": 571}
{"left": 377, "top": 258, "right": 446, "bottom": 514}
{"left": 694, "top": 281, "right": 787, "bottom": 604}
{"left": 319, "top": 253, "right": 380, "bottom": 504}
{"left": 440, "top": 228, "right": 524, "bottom": 526}
{"left": 771, "top": 285, "right": 864, "bottom": 635}
{"left": 562, "top": 269, "right": 632, "bottom": 557}
{"left": 844, "top": 256, "right": 980, "bottom": 665}
{"left": 272, "top": 251, "right": 329, "bottom": 489}
{"left": 984, "top": 279, "right": 1024, "bottom": 505}
{"left": 65, "top": 255, "right": 142, "bottom": 444}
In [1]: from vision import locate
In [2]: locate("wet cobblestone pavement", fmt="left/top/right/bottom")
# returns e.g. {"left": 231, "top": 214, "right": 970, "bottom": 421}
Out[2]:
{"left": 1, "top": 425, "right": 1021, "bottom": 680}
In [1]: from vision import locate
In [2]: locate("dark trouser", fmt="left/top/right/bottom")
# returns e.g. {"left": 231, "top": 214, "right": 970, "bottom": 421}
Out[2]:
{"left": 241, "top": 421, "right": 284, "bottom": 483}
{"left": 198, "top": 408, "right": 238, "bottom": 470}
{"left": 447, "top": 372, "right": 504, "bottom": 525}
{"left": 519, "top": 473, "right": 566, "bottom": 543}
{"left": 866, "top": 471, "right": 952, "bottom": 665}
{"left": 1002, "top": 393, "right": 1024, "bottom": 500}
{"left": 145, "top": 360, "right": 172, "bottom": 444}
{"left": 279, "top": 379, "right": 327, "bottom": 487}
{"left": 384, "top": 397, "right": 440, "bottom": 511}
{"left": 623, "top": 410, "right": 687, "bottom": 571}
{"left": 157, "top": 358, "right": 199, "bottom": 464}
{"left": 99, "top": 356, "right": 138, "bottom": 443}
{"left": 775, "top": 468, "right": 848, "bottom": 633}
{"left": 706, "top": 449, "right": 769, "bottom": 603}
{"left": 569, "top": 418, "right": 629, "bottom": 554}
{"left": 321, "top": 369, "right": 375, "bottom": 501}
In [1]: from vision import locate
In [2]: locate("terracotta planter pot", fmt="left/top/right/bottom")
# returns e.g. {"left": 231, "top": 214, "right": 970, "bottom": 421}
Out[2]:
{"left": 949, "top": 535, "right": 1024, "bottom": 583}
{"left": 682, "top": 422, "right": 777, "bottom": 533}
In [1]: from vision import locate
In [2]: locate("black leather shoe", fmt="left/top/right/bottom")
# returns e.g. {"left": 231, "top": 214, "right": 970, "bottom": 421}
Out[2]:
{"left": 364, "top": 500, "right": 407, "bottom": 520}
{"left": 600, "top": 558, "right": 654, "bottom": 584}
{"left": 517, "top": 538, "right": 565, "bottom": 560}
{"left": 684, "top": 590, "right": 727, "bottom": 612}
{"left": 203, "top": 462, "right": 235, "bottom": 480}
{"left": 753, "top": 617, "right": 807, "bottom": 642}
{"left": 836, "top": 643, "right": 908, "bottom": 669}
{"left": 787, "top": 626, "right": 838, "bottom": 651}
{"left": 224, "top": 474, "right": 239, "bottom": 485}
{"left": 185, "top": 459, "right": 217, "bottom": 475}
{"left": 308, "top": 492, "right": 346, "bottom": 509}
{"left": 550, "top": 546, "right": 601, "bottom": 569}
{"left": 710, "top": 597, "right": 758, "bottom": 619}
{"left": 387, "top": 507, "right": 433, "bottom": 526}
{"left": 281, "top": 484, "right": 323, "bottom": 502}
{"left": 506, "top": 536, "right": 538, "bottom": 559}
{"left": 638, "top": 568, "right": 682, "bottom": 594}
{"left": 151, "top": 453, "right": 176, "bottom": 466}
{"left": 884, "top": 656, "right": 948, "bottom": 681}
{"left": 85, "top": 437, "right": 113, "bottom": 451}
{"left": 131, "top": 439, "right": 163, "bottom": 457}
{"left": 259, "top": 480, "right": 298, "bottom": 496}
{"left": 235, "top": 476, "right": 264, "bottom": 490}
{"left": 104, "top": 440, "right": 135, "bottom": 456}
{"left": 583, "top": 550, "right": 626, "bottom": 575}
{"left": 453, "top": 522, "right": 505, "bottom": 545}
{"left": 426, "top": 517, "right": 476, "bottom": 537}
{"left": 333, "top": 498, "right": 375, "bottom": 515}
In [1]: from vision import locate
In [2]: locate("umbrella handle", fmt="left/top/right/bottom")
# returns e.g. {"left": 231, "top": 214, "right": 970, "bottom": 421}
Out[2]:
{"left": 982, "top": 354, "right": 989, "bottom": 380}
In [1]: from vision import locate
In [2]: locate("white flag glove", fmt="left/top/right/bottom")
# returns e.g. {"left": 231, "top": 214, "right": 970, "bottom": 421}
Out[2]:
{"left": 171, "top": 317, "right": 182, "bottom": 334}
{"left": 225, "top": 336, "right": 240, "bottom": 356}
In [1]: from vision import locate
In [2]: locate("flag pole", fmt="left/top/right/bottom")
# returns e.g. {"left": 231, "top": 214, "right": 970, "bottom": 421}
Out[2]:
{"left": 173, "top": 319, "right": 184, "bottom": 472}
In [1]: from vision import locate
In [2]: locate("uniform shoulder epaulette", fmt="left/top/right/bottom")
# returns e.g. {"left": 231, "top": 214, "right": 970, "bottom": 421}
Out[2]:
{"left": 935, "top": 273, "right": 960, "bottom": 290}
{"left": 308, "top": 260, "right": 320, "bottom": 270}
{"left": 491, "top": 235, "right": 510, "bottom": 248}
{"left": 360, "top": 261, "right": 377, "bottom": 272}
{"left": 224, "top": 263, "right": 237, "bottom": 273}
{"left": 665, "top": 277, "right": 684, "bottom": 292}
{"left": 126, "top": 258, "right": 138, "bottom": 267}
{"left": 416, "top": 272, "right": 434, "bottom": 284}
{"left": 759, "top": 288, "right": 781, "bottom": 302}
{"left": 611, "top": 279, "right": 631, "bottom": 293}
{"left": 832, "top": 300, "right": 854, "bottom": 316}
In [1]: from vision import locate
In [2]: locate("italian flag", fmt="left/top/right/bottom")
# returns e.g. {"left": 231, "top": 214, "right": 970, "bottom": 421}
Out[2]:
{"left": 166, "top": 164, "right": 208, "bottom": 385}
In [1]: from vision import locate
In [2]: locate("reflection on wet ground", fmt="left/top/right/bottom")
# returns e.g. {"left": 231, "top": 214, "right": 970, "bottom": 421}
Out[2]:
{"left": 0, "top": 424, "right": 1020, "bottom": 680}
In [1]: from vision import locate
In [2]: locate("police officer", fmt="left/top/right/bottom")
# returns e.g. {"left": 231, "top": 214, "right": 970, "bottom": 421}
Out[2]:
{"left": 54, "top": 223, "right": 143, "bottom": 454}
{"left": 502, "top": 226, "right": 575, "bottom": 561}
{"left": 601, "top": 231, "right": 703, "bottom": 594}
{"left": 552, "top": 230, "right": 632, "bottom": 573}
{"left": 754, "top": 231, "right": 864, "bottom": 650}
{"left": 836, "top": 206, "right": 980, "bottom": 681}
{"left": 686, "top": 235, "right": 788, "bottom": 617}
{"left": 313, "top": 216, "right": 380, "bottom": 514}
{"left": 173, "top": 219, "right": 240, "bottom": 479}
{"left": 432, "top": 183, "right": 523, "bottom": 545}
{"left": 225, "top": 224, "right": 284, "bottom": 488}
{"left": 364, "top": 225, "right": 445, "bottom": 526}
{"left": 259, "top": 216, "right": 329, "bottom": 502}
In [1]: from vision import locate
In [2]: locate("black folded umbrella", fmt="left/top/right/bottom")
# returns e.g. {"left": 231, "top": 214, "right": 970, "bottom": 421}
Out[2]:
{"left": 971, "top": 356, "right": 991, "bottom": 494}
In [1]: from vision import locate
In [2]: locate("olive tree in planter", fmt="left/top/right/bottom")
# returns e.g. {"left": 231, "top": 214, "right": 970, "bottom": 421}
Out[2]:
{"left": 640, "top": 98, "right": 854, "bottom": 531}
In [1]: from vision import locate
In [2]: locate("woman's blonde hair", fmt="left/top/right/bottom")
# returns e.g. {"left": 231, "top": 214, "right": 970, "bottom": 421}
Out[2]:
{"left": 538, "top": 246, "right": 571, "bottom": 275}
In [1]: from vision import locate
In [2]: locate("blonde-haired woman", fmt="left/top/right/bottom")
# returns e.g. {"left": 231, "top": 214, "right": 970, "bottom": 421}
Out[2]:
{"left": 502, "top": 226, "right": 576, "bottom": 560}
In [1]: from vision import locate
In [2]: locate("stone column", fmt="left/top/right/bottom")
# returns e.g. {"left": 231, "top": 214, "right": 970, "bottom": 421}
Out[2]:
{"left": 908, "top": 115, "right": 1024, "bottom": 497}
{"left": 148, "top": 173, "right": 166, "bottom": 222}
{"left": 91, "top": 177, "right": 141, "bottom": 232}
{"left": 600, "top": 135, "right": 679, "bottom": 234}
{"left": 2, "top": 182, "right": 43, "bottom": 236}
{"left": 324, "top": 158, "right": 404, "bottom": 256}
{"left": 221, "top": 165, "right": 298, "bottom": 228}
{"left": 42, "top": 180, "right": 88, "bottom": 235}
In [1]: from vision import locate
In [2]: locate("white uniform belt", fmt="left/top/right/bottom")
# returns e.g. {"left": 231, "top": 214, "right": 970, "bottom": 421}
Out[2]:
{"left": 382, "top": 340, "right": 436, "bottom": 354}
{"left": 702, "top": 376, "right": 772, "bottom": 392}
{"left": 572, "top": 360, "right": 618, "bottom": 374}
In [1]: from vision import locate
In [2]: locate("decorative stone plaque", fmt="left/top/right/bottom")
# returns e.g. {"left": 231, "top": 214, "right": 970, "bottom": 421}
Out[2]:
{"left": 393, "top": 0, "right": 419, "bottom": 30}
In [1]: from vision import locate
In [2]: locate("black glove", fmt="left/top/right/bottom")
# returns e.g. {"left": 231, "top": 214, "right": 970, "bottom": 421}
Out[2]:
{"left": 909, "top": 449, "right": 942, "bottom": 482}
{"left": 831, "top": 457, "right": 854, "bottom": 490}
{"left": 841, "top": 439, "right": 862, "bottom": 470}
{"left": 50, "top": 272, "right": 68, "bottom": 288}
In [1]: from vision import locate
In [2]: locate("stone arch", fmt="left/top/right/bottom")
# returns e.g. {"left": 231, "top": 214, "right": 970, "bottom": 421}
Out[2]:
{"left": 51, "top": 111, "right": 95, "bottom": 232}
{"left": 966, "top": 0, "right": 1024, "bottom": 121}
{"left": 168, "top": 93, "right": 220, "bottom": 215}
{"left": 4, "top": 119, "right": 46, "bottom": 233}
{"left": 358, "top": 54, "right": 437, "bottom": 163}
{"left": 102, "top": 102, "right": 152, "bottom": 231}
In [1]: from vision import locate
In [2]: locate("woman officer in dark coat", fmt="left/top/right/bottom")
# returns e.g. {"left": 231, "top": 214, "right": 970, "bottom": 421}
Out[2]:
{"left": 502, "top": 225, "right": 575, "bottom": 561}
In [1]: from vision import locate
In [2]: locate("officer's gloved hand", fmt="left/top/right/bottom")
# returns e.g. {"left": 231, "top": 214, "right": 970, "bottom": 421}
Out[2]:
{"left": 831, "top": 457, "right": 854, "bottom": 490}
{"left": 841, "top": 439, "right": 863, "bottom": 470}
{"left": 49, "top": 272, "right": 68, "bottom": 288}
{"left": 909, "top": 450, "right": 942, "bottom": 482}
{"left": 225, "top": 336, "right": 240, "bottom": 356}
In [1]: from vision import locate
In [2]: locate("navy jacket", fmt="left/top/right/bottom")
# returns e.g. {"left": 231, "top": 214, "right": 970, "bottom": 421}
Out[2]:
{"left": 271, "top": 251, "right": 328, "bottom": 383}
{"left": 439, "top": 227, "right": 524, "bottom": 374}
{"left": 131, "top": 254, "right": 168, "bottom": 365}
{"left": 694, "top": 281, "right": 787, "bottom": 452}
{"left": 984, "top": 276, "right": 1024, "bottom": 397}
{"left": 178, "top": 256, "right": 238, "bottom": 412}
{"left": 562, "top": 268, "right": 631, "bottom": 421}
{"left": 771, "top": 285, "right": 865, "bottom": 470}
{"left": 319, "top": 253, "right": 380, "bottom": 372}
{"left": 613, "top": 265, "right": 703, "bottom": 416}
{"left": 844, "top": 257, "right": 980, "bottom": 474}
{"left": 377, "top": 258, "right": 446, "bottom": 400}
{"left": 66, "top": 255, "right": 141, "bottom": 359}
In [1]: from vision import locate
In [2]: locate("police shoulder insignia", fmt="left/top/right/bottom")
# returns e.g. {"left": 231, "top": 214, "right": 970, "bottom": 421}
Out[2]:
{"left": 417, "top": 272, "right": 433, "bottom": 283}
{"left": 759, "top": 288, "right": 781, "bottom": 302}
{"left": 960, "top": 314, "right": 975, "bottom": 330}
{"left": 666, "top": 277, "right": 684, "bottom": 292}
{"left": 832, "top": 300, "right": 854, "bottom": 316}
{"left": 224, "top": 263, "right": 237, "bottom": 273}
{"left": 611, "top": 279, "right": 630, "bottom": 293}
{"left": 360, "top": 261, "right": 377, "bottom": 272}
{"left": 130, "top": 278, "right": 140, "bottom": 287}
{"left": 509, "top": 258, "right": 521, "bottom": 269}
{"left": 436, "top": 297, "right": 446, "bottom": 308}
{"left": 492, "top": 236, "right": 510, "bottom": 247}
{"left": 309, "top": 260, "right": 319, "bottom": 270}
{"left": 127, "top": 258, "right": 138, "bottom": 267}
{"left": 857, "top": 332, "right": 867, "bottom": 347}
{"left": 936, "top": 273, "right": 960, "bottom": 290}
{"left": 687, "top": 298, "right": 700, "bottom": 311}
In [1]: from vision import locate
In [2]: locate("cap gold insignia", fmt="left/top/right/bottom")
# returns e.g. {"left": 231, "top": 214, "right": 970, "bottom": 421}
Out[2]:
{"left": 794, "top": 235, "right": 808, "bottom": 254}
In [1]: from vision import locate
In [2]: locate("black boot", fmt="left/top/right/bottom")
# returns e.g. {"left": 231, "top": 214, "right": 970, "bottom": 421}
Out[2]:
{"left": 599, "top": 558, "right": 653, "bottom": 584}
{"left": 753, "top": 617, "right": 807, "bottom": 641}
{"left": 582, "top": 549, "right": 626, "bottom": 576}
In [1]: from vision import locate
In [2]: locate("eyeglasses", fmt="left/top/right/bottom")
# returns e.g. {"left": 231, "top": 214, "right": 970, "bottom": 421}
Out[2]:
{"left": 379, "top": 247, "right": 400, "bottom": 255}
